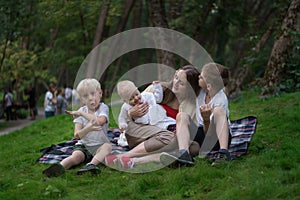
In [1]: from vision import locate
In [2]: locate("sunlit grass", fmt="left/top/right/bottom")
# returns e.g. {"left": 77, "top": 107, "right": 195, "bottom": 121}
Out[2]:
{"left": 0, "top": 91, "right": 299, "bottom": 199}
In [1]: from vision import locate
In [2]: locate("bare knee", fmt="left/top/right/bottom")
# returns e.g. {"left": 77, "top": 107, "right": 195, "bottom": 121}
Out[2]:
{"left": 97, "top": 143, "right": 112, "bottom": 153}
{"left": 71, "top": 150, "right": 85, "bottom": 162}
{"left": 176, "top": 112, "right": 190, "bottom": 124}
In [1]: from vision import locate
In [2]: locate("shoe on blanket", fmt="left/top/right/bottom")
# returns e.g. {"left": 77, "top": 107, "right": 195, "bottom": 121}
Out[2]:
{"left": 105, "top": 154, "right": 118, "bottom": 166}
{"left": 77, "top": 163, "right": 100, "bottom": 175}
{"left": 42, "top": 163, "right": 65, "bottom": 177}
{"left": 118, "top": 157, "right": 134, "bottom": 169}
{"left": 211, "top": 149, "right": 231, "bottom": 166}
{"left": 160, "top": 149, "right": 194, "bottom": 168}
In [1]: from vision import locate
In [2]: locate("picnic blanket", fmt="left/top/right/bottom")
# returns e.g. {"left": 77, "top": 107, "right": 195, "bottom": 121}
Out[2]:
{"left": 206, "top": 115, "right": 258, "bottom": 160}
{"left": 37, "top": 128, "right": 129, "bottom": 164}
{"left": 37, "top": 116, "right": 257, "bottom": 164}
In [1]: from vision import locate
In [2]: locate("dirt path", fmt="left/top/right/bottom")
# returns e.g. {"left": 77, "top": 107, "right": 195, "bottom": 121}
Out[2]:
{"left": 0, "top": 100, "right": 123, "bottom": 137}
{"left": 0, "top": 108, "right": 44, "bottom": 136}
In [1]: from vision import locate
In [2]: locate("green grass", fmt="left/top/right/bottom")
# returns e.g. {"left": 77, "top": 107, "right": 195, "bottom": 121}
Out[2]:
{"left": 0, "top": 91, "right": 299, "bottom": 199}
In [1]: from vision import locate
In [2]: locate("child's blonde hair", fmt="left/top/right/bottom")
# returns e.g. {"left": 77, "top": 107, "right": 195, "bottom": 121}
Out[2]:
{"left": 76, "top": 78, "right": 102, "bottom": 97}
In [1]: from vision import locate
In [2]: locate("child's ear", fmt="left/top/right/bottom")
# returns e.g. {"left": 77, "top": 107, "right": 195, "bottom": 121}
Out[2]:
{"left": 207, "top": 83, "right": 212, "bottom": 91}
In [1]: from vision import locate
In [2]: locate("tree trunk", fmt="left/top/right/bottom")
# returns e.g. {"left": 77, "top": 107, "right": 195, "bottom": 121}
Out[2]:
{"left": 149, "top": 0, "right": 176, "bottom": 81}
{"left": 48, "top": 26, "right": 59, "bottom": 48}
{"left": 106, "top": 0, "right": 136, "bottom": 94}
{"left": 86, "top": 0, "right": 110, "bottom": 82}
{"left": 192, "top": 0, "right": 215, "bottom": 44}
{"left": 261, "top": 0, "right": 300, "bottom": 97}
{"left": 114, "top": 0, "right": 136, "bottom": 33}
{"left": 228, "top": 0, "right": 279, "bottom": 96}
{"left": 92, "top": 0, "right": 110, "bottom": 48}
{"left": 167, "top": 0, "right": 185, "bottom": 23}
{"left": 79, "top": 10, "right": 88, "bottom": 47}
{"left": 228, "top": 23, "right": 275, "bottom": 97}
{"left": 128, "top": 0, "right": 143, "bottom": 83}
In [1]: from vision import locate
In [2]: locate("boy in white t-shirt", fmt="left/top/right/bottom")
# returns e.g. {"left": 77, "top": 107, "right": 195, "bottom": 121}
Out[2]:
{"left": 43, "top": 79, "right": 112, "bottom": 177}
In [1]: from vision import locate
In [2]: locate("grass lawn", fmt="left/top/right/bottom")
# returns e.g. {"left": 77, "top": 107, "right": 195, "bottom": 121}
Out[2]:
{"left": 0, "top": 91, "right": 299, "bottom": 199}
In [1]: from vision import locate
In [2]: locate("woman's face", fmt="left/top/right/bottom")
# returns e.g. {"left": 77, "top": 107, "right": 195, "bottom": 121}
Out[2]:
{"left": 172, "top": 69, "right": 187, "bottom": 96}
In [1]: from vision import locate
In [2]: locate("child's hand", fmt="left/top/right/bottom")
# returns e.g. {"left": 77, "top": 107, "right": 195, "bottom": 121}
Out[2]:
{"left": 65, "top": 110, "right": 81, "bottom": 119}
{"left": 87, "top": 119, "right": 102, "bottom": 131}
{"left": 119, "top": 125, "right": 127, "bottom": 133}
{"left": 200, "top": 104, "right": 213, "bottom": 122}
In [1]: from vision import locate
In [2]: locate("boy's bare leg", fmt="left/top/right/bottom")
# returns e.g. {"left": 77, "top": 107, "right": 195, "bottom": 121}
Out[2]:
{"left": 92, "top": 143, "right": 112, "bottom": 165}
{"left": 213, "top": 107, "right": 229, "bottom": 150}
{"left": 60, "top": 150, "right": 85, "bottom": 169}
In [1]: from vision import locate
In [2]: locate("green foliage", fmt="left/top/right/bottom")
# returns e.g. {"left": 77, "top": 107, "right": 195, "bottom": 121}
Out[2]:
{"left": 0, "top": 40, "right": 55, "bottom": 91}
{"left": 0, "top": 1, "right": 298, "bottom": 101}
{"left": 0, "top": 91, "right": 299, "bottom": 199}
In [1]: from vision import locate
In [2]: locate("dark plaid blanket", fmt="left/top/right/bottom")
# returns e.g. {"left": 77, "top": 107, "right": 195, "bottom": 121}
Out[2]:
{"left": 206, "top": 115, "right": 258, "bottom": 159}
{"left": 37, "top": 128, "right": 129, "bottom": 164}
{"left": 37, "top": 116, "right": 257, "bottom": 164}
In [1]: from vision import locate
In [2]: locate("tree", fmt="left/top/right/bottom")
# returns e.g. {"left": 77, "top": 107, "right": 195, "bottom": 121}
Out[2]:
{"left": 149, "top": 0, "right": 176, "bottom": 81}
{"left": 92, "top": 0, "right": 110, "bottom": 48}
{"left": 261, "top": 0, "right": 300, "bottom": 96}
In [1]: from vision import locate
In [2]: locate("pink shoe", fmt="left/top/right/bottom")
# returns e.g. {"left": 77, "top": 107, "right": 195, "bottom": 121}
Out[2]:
{"left": 119, "top": 156, "right": 134, "bottom": 169}
{"left": 105, "top": 154, "right": 118, "bottom": 166}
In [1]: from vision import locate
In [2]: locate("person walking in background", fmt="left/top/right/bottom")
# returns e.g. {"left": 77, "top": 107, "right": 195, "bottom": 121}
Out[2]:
{"left": 44, "top": 83, "right": 57, "bottom": 118}
{"left": 56, "top": 87, "right": 68, "bottom": 115}
{"left": 64, "top": 84, "right": 72, "bottom": 104}
{"left": 25, "top": 85, "right": 36, "bottom": 120}
{"left": 4, "top": 88, "right": 14, "bottom": 121}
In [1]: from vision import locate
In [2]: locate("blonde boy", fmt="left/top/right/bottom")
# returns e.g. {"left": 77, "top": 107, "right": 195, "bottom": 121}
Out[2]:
{"left": 43, "top": 78, "right": 112, "bottom": 177}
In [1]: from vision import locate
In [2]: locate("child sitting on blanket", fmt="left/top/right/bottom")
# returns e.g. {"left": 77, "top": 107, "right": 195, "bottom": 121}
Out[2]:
{"left": 117, "top": 80, "right": 176, "bottom": 132}
{"left": 43, "top": 78, "right": 112, "bottom": 177}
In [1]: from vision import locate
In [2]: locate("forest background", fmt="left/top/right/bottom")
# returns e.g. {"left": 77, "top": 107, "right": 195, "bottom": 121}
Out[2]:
{"left": 0, "top": 0, "right": 299, "bottom": 104}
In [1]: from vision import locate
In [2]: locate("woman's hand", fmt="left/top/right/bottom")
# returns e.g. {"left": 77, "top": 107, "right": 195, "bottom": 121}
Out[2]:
{"left": 128, "top": 102, "right": 149, "bottom": 119}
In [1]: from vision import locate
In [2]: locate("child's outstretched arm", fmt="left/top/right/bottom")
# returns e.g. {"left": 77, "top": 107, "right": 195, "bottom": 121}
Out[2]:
{"left": 66, "top": 110, "right": 107, "bottom": 126}
{"left": 73, "top": 120, "right": 102, "bottom": 139}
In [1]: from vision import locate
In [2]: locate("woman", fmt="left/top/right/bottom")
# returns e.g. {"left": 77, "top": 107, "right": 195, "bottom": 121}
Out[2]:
{"left": 105, "top": 65, "right": 201, "bottom": 169}
{"left": 160, "top": 63, "right": 231, "bottom": 166}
